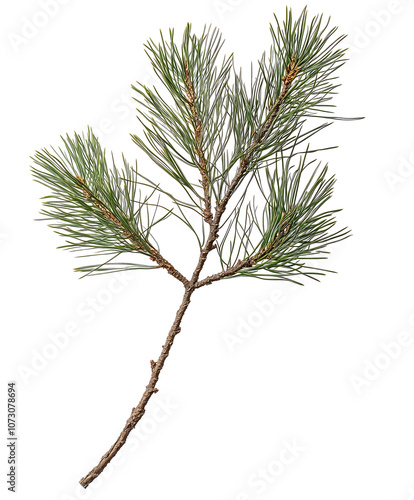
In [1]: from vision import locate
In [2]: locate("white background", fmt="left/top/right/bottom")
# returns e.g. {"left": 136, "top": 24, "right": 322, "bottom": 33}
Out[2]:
{"left": 1, "top": 0, "right": 414, "bottom": 499}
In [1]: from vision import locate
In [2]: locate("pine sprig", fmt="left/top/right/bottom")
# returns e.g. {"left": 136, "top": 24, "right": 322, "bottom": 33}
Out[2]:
{"left": 30, "top": 8, "right": 361, "bottom": 490}
{"left": 31, "top": 128, "right": 188, "bottom": 283}
{"left": 213, "top": 148, "right": 349, "bottom": 284}
{"left": 132, "top": 25, "right": 233, "bottom": 212}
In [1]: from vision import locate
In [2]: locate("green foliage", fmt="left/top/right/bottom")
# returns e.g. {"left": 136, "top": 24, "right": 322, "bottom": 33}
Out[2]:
{"left": 132, "top": 25, "right": 233, "bottom": 202}
{"left": 32, "top": 7, "right": 357, "bottom": 283}
{"left": 217, "top": 149, "right": 350, "bottom": 283}
{"left": 32, "top": 129, "right": 169, "bottom": 276}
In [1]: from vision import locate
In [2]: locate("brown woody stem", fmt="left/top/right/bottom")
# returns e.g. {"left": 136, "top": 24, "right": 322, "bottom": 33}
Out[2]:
{"left": 79, "top": 285, "right": 194, "bottom": 488}
{"left": 79, "top": 56, "right": 299, "bottom": 489}
{"left": 149, "top": 248, "right": 189, "bottom": 287}
{"left": 184, "top": 59, "right": 213, "bottom": 226}
{"left": 195, "top": 258, "right": 254, "bottom": 288}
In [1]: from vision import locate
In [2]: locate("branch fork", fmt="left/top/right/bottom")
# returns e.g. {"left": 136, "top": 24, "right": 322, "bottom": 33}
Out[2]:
{"left": 79, "top": 56, "right": 299, "bottom": 489}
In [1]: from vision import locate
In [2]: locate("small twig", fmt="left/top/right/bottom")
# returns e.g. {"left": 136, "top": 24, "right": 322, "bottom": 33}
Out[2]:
{"left": 210, "top": 56, "right": 300, "bottom": 224}
{"left": 149, "top": 249, "right": 189, "bottom": 287}
{"left": 195, "top": 208, "right": 293, "bottom": 289}
{"left": 184, "top": 59, "right": 213, "bottom": 226}
{"left": 195, "top": 258, "right": 255, "bottom": 288}
{"left": 76, "top": 176, "right": 189, "bottom": 287}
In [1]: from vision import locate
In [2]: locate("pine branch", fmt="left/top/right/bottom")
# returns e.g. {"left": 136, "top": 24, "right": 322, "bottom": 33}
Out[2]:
{"left": 132, "top": 24, "right": 234, "bottom": 227}
{"left": 31, "top": 8, "right": 361, "bottom": 491}
{"left": 32, "top": 129, "right": 189, "bottom": 285}
{"left": 77, "top": 174, "right": 189, "bottom": 284}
